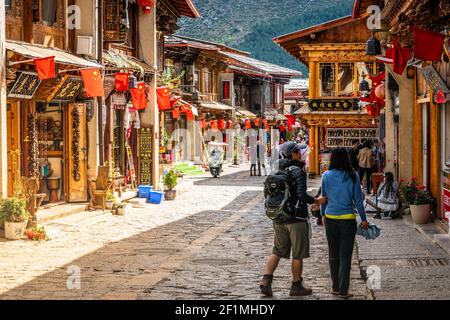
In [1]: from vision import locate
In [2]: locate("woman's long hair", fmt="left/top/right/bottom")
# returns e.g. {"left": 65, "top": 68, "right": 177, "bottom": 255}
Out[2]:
{"left": 381, "top": 172, "right": 396, "bottom": 198}
{"left": 329, "top": 148, "right": 356, "bottom": 183}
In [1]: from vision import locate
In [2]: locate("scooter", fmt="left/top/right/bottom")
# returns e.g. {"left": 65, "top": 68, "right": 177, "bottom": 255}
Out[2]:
{"left": 207, "top": 142, "right": 226, "bottom": 178}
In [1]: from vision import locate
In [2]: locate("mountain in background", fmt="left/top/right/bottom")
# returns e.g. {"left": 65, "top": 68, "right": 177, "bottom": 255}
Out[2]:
{"left": 177, "top": 0, "right": 355, "bottom": 76}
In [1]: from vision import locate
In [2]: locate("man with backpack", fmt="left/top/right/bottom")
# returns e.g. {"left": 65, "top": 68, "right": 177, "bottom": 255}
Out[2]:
{"left": 260, "top": 142, "right": 327, "bottom": 297}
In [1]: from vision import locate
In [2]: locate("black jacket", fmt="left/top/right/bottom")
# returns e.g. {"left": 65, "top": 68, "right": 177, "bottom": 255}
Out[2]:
{"left": 276, "top": 158, "right": 315, "bottom": 222}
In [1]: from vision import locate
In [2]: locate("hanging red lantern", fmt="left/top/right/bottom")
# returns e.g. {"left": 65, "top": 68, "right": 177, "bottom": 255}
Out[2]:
{"left": 244, "top": 119, "right": 251, "bottom": 129}
{"left": 375, "top": 84, "right": 385, "bottom": 100}
{"left": 367, "top": 105, "right": 380, "bottom": 117}
{"left": 138, "top": 0, "right": 155, "bottom": 14}
{"left": 211, "top": 120, "right": 218, "bottom": 130}
{"left": 186, "top": 110, "right": 194, "bottom": 121}
{"left": 218, "top": 119, "right": 226, "bottom": 130}
{"left": 226, "top": 120, "right": 233, "bottom": 129}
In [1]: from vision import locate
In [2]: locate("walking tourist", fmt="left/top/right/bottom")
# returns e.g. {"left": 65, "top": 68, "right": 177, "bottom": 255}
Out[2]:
{"left": 358, "top": 140, "right": 375, "bottom": 194}
{"left": 321, "top": 148, "right": 369, "bottom": 299}
{"left": 260, "top": 142, "right": 327, "bottom": 297}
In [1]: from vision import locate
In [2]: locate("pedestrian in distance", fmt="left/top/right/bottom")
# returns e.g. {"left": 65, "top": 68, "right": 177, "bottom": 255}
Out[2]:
{"left": 348, "top": 139, "right": 360, "bottom": 172}
{"left": 358, "top": 140, "right": 375, "bottom": 194}
{"left": 321, "top": 148, "right": 369, "bottom": 299}
{"left": 257, "top": 139, "right": 267, "bottom": 176}
{"left": 260, "top": 142, "right": 327, "bottom": 297}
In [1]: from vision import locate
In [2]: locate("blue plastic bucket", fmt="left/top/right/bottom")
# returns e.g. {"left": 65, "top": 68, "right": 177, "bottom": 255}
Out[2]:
{"left": 138, "top": 185, "right": 153, "bottom": 198}
{"left": 148, "top": 191, "right": 164, "bottom": 204}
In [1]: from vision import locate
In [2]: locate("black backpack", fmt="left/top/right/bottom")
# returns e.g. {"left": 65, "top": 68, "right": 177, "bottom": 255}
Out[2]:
{"left": 264, "top": 167, "right": 296, "bottom": 223}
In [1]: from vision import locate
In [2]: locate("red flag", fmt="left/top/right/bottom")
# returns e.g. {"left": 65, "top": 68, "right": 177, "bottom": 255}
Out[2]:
{"left": 80, "top": 68, "right": 104, "bottom": 97}
{"left": 186, "top": 110, "right": 194, "bottom": 121}
{"left": 412, "top": 27, "right": 445, "bottom": 62}
{"left": 130, "top": 82, "right": 147, "bottom": 110}
{"left": 170, "top": 96, "right": 181, "bottom": 108}
{"left": 392, "top": 41, "right": 411, "bottom": 75}
{"left": 34, "top": 56, "right": 55, "bottom": 80}
{"left": 115, "top": 73, "right": 129, "bottom": 91}
{"left": 211, "top": 120, "right": 218, "bottom": 130}
{"left": 156, "top": 86, "right": 171, "bottom": 111}
{"left": 172, "top": 108, "right": 180, "bottom": 119}
{"left": 254, "top": 118, "right": 260, "bottom": 127}
{"left": 201, "top": 119, "right": 206, "bottom": 129}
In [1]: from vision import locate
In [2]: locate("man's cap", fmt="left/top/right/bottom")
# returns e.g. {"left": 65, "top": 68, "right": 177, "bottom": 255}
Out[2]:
{"left": 281, "top": 142, "right": 308, "bottom": 158}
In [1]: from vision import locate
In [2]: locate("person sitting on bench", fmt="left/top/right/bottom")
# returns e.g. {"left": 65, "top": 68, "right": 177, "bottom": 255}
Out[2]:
{"left": 375, "top": 172, "right": 400, "bottom": 219}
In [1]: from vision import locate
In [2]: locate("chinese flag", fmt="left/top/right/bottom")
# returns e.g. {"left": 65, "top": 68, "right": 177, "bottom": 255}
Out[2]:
{"left": 156, "top": 86, "right": 171, "bottom": 111}
{"left": 80, "top": 68, "right": 104, "bottom": 97}
{"left": 186, "top": 110, "right": 194, "bottom": 121}
{"left": 172, "top": 108, "right": 180, "bottom": 119}
{"left": 34, "top": 56, "right": 55, "bottom": 80}
{"left": 201, "top": 119, "right": 206, "bottom": 129}
{"left": 170, "top": 96, "right": 181, "bottom": 108}
{"left": 115, "top": 73, "right": 129, "bottom": 91}
{"left": 412, "top": 27, "right": 445, "bottom": 62}
{"left": 130, "top": 82, "right": 147, "bottom": 110}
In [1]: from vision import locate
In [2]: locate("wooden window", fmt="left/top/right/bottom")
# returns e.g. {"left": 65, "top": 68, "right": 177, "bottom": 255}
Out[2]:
{"left": 203, "top": 69, "right": 211, "bottom": 94}
{"left": 338, "top": 63, "right": 354, "bottom": 97}
{"left": 319, "top": 63, "right": 336, "bottom": 97}
{"left": 42, "top": 0, "right": 57, "bottom": 26}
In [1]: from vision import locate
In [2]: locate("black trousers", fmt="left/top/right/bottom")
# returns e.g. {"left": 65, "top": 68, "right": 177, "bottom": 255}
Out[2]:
{"left": 250, "top": 164, "right": 256, "bottom": 175}
{"left": 325, "top": 218, "right": 357, "bottom": 295}
{"left": 359, "top": 167, "right": 373, "bottom": 194}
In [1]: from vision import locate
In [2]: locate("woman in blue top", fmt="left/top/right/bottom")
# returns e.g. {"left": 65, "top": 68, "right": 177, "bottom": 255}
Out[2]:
{"left": 321, "top": 148, "right": 369, "bottom": 299}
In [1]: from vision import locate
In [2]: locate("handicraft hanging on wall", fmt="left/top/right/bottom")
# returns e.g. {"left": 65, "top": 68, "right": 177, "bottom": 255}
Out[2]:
{"left": 28, "top": 113, "right": 39, "bottom": 179}
{"left": 71, "top": 108, "right": 81, "bottom": 182}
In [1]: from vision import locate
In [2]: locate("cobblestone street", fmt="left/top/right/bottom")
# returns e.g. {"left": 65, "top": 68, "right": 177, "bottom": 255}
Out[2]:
{"left": 0, "top": 165, "right": 448, "bottom": 300}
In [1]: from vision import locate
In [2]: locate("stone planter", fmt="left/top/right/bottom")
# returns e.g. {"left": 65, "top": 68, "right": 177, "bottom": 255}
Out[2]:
{"left": 410, "top": 204, "right": 431, "bottom": 224}
{"left": 164, "top": 190, "right": 177, "bottom": 201}
{"left": 4, "top": 221, "right": 27, "bottom": 240}
{"left": 116, "top": 208, "right": 126, "bottom": 216}
{"left": 106, "top": 201, "right": 114, "bottom": 210}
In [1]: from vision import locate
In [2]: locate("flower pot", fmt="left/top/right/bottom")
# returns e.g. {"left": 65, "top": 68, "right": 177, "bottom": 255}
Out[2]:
{"left": 4, "top": 221, "right": 27, "bottom": 240}
{"left": 410, "top": 204, "right": 431, "bottom": 224}
{"left": 116, "top": 208, "right": 126, "bottom": 216}
{"left": 164, "top": 190, "right": 177, "bottom": 201}
{"left": 106, "top": 201, "right": 114, "bottom": 210}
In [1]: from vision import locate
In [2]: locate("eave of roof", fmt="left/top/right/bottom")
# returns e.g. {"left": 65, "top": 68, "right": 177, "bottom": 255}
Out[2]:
{"left": 171, "top": 0, "right": 201, "bottom": 18}
{"left": 172, "top": 35, "right": 250, "bottom": 56}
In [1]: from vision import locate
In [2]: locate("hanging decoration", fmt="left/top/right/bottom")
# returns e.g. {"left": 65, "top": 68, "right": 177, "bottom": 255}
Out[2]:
{"left": 172, "top": 108, "right": 180, "bottom": 119}
{"left": 137, "top": 0, "right": 155, "bottom": 14}
{"left": 412, "top": 27, "right": 445, "bottom": 62}
{"left": 211, "top": 120, "right": 218, "bottom": 130}
{"left": 375, "top": 84, "right": 385, "bottom": 100}
{"left": 279, "top": 124, "right": 286, "bottom": 132}
{"left": 201, "top": 119, "right": 207, "bottom": 129}
{"left": 71, "top": 108, "right": 81, "bottom": 181}
{"left": 218, "top": 119, "right": 226, "bottom": 130}
{"left": 28, "top": 113, "right": 39, "bottom": 179}
{"left": 80, "top": 68, "right": 104, "bottom": 97}
{"left": 287, "top": 115, "right": 295, "bottom": 131}
{"left": 156, "top": 86, "right": 171, "bottom": 111}
{"left": 114, "top": 72, "right": 129, "bottom": 91}
{"left": 226, "top": 120, "right": 233, "bottom": 129}
{"left": 186, "top": 110, "right": 194, "bottom": 121}
{"left": 244, "top": 118, "right": 251, "bottom": 129}
{"left": 33, "top": 56, "right": 55, "bottom": 80}
{"left": 254, "top": 118, "right": 260, "bottom": 127}
{"left": 131, "top": 82, "right": 147, "bottom": 110}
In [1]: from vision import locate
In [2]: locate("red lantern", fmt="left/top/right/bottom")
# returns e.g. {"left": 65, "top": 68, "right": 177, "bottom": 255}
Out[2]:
{"left": 226, "top": 120, "right": 233, "bottom": 129}
{"left": 244, "top": 119, "right": 251, "bottom": 129}
{"left": 186, "top": 110, "right": 194, "bottom": 121}
{"left": 367, "top": 105, "right": 380, "bottom": 117}
{"left": 375, "top": 84, "right": 385, "bottom": 100}
{"left": 138, "top": 0, "right": 155, "bottom": 14}
{"left": 218, "top": 119, "right": 226, "bottom": 130}
{"left": 211, "top": 120, "right": 218, "bottom": 130}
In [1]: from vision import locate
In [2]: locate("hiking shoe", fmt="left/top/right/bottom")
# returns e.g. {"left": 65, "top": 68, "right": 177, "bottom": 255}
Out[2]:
{"left": 260, "top": 274, "right": 273, "bottom": 297}
{"left": 289, "top": 279, "right": 312, "bottom": 296}
{"left": 331, "top": 290, "right": 340, "bottom": 295}
{"left": 338, "top": 293, "right": 354, "bottom": 299}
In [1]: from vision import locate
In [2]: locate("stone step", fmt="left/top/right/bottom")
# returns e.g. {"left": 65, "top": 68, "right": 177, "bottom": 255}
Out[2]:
{"left": 37, "top": 203, "right": 89, "bottom": 224}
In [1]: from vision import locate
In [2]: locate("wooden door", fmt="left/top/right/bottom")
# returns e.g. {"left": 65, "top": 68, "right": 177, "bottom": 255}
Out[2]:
{"left": 6, "top": 102, "right": 21, "bottom": 197}
{"left": 65, "top": 103, "right": 88, "bottom": 202}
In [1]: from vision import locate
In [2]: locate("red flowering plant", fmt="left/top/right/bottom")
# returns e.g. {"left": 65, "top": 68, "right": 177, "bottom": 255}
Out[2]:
{"left": 399, "top": 178, "right": 433, "bottom": 205}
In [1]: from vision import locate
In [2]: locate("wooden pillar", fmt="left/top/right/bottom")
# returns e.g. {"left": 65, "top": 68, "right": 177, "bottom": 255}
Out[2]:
{"left": 309, "top": 61, "right": 317, "bottom": 99}
{"left": 0, "top": 2, "right": 7, "bottom": 197}
{"left": 412, "top": 76, "right": 423, "bottom": 185}
{"left": 430, "top": 92, "right": 442, "bottom": 218}
{"left": 309, "top": 125, "right": 319, "bottom": 175}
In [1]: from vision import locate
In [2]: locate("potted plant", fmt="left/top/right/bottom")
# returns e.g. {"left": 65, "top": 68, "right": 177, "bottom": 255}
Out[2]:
{"left": 106, "top": 191, "right": 116, "bottom": 210}
{"left": 24, "top": 225, "right": 48, "bottom": 241}
{"left": 0, "top": 197, "right": 30, "bottom": 240}
{"left": 399, "top": 178, "right": 434, "bottom": 224}
{"left": 163, "top": 169, "right": 178, "bottom": 201}
{"left": 115, "top": 202, "right": 127, "bottom": 216}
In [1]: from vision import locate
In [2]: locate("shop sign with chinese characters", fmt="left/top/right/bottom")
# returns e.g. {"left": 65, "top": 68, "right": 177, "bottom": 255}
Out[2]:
{"left": 309, "top": 99, "right": 359, "bottom": 112}
{"left": 419, "top": 65, "right": 450, "bottom": 95}
{"left": 8, "top": 72, "right": 42, "bottom": 99}
{"left": 49, "top": 75, "right": 83, "bottom": 102}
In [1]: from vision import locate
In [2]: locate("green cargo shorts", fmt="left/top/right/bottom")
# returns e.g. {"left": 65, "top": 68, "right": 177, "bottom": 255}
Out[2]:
{"left": 272, "top": 221, "right": 310, "bottom": 260}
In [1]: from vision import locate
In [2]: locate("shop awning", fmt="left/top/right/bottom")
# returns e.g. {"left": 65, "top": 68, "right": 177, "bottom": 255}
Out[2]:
{"left": 265, "top": 109, "right": 287, "bottom": 121}
{"left": 103, "top": 50, "right": 155, "bottom": 76}
{"left": 200, "top": 101, "right": 233, "bottom": 111}
{"left": 6, "top": 40, "right": 103, "bottom": 68}
{"left": 236, "top": 107, "right": 257, "bottom": 118}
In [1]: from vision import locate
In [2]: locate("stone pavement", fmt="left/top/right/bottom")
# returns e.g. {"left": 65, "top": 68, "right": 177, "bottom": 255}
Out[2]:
{"left": 1, "top": 165, "right": 448, "bottom": 300}
{"left": 0, "top": 165, "right": 367, "bottom": 300}
{"left": 356, "top": 214, "right": 450, "bottom": 300}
